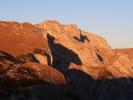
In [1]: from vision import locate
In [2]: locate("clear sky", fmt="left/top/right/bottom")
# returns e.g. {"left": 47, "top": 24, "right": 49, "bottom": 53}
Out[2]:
{"left": 0, "top": 0, "right": 133, "bottom": 48}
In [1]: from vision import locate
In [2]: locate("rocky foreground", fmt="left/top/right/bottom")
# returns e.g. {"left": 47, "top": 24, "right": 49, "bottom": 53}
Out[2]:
{"left": 0, "top": 20, "right": 133, "bottom": 100}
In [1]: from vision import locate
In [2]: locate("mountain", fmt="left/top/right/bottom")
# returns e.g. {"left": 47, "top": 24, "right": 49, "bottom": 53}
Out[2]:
{"left": 36, "top": 20, "right": 133, "bottom": 79}
{"left": 0, "top": 21, "right": 49, "bottom": 56}
{"left": 0, "top": 20, "right": 133, "bottom": 100}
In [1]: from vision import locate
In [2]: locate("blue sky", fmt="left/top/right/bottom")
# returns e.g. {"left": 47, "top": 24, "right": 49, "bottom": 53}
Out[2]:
{"left": 0, "top": 0, "right": 133, "bottom": 48}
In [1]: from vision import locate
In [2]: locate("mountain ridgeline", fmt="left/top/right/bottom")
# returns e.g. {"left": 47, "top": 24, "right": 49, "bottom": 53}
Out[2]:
{"left": 0, "top": 20, "right": 133, "bottom": 100}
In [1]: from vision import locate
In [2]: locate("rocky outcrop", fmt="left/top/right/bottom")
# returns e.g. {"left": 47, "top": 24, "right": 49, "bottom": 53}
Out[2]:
{"left": 0, "top": 21, "right": 49, "bottom": 56}
{"left": 37, "top": 20, "right": 133, "bottom": 79}
{"left": 0, "top": 57, "right": 66, "bottom": 87}
{"left": 36, "top": 21, "right": 110, "bottom": 69}
{"left": 0, "top": 49, "right": 66, "bottom": 85}
{"left": 0, "top": 20, "right": 132, "bottom": 79}
{"left": 0, "top": 20, "right": 133, "bottom": 79}
{"left": 0, "top": 20, "right": 133, "bottom": 100}
{"left": 114, "top": 48, "right": 133, "bottom": 63}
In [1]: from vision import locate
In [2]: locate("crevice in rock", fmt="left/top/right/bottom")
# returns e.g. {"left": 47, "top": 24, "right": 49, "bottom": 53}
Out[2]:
{"left": 96, "top": 53, "right": 104, "bottom": 64}
{"left": 73, "top": 33, "right": 90, "bottom": 43}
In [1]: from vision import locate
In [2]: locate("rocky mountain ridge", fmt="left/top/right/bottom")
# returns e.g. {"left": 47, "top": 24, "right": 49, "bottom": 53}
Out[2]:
{"left": 0, "top": 20, "right": 133, "bottom": 100}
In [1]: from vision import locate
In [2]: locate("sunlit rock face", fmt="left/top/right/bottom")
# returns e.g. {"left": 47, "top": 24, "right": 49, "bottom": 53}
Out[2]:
{"left": 37, "top": 20, "right": 110, "bottom": 68}
{"left": 114, "top": 48, "right": 133, "bottom": 63}
{"left": 0, "top": 20, "right": 133, "bottom": 80}
{"left": 0, "top": 20, "right": 133, "bottom": 100}
{"left": 37, "top": 20, "right": 133, "bottom": 79}
{"left": 0, "top": 21, "right": 49, "bottom": 56}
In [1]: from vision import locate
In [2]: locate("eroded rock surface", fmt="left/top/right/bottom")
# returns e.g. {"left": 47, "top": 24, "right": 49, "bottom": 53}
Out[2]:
{"left": 0, "top": 20, "right": 133, "bottom": 100}
{"left": 37, "top": 20, "right": 133, "bottom": 78}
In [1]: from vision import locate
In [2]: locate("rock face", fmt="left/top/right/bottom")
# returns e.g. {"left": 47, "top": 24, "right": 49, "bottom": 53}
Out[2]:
{"left": 36, "top": 20, "right": 133, "bottom": 79}
{"left": 0, "top": 21, "right": 48, "bottom": 56}
{"left": 0, "top": 21, "right": 66, "bottom": 86}
{"left": 37, "top": 20, "right": 111, "bottom": 68}
{"left": 114, "top": 48, "right": 133, "bottom": 63}
{"left": 0, "top": 20, "right": 133, "bottom": 100}
{"left": 0, "top": 53, "right": 66, "bottom": 86}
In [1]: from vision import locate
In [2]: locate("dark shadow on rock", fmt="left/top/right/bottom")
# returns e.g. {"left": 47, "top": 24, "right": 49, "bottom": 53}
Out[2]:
{"left": 0, "top": 67, "right": 133, "bottom": 100}
{"left": 16, "top": 53, "right": 40, "bottom": 64}
{"left": 33, "top": 48, "right": 52, "bottom": 66}
{"left": 43, "top": 51, "right": 52, "bottom": 66}
{"left": 96, "top": 53, "right": 104, "bottom": 64}
{"left": 0, "top": 51, "right": 23, "bottom": 64}
{"left": 47, "top": 34, "right": 82, "bottom": 74}
{"left": 67, "top": 69, "right": 133, "bottom": 100}
{"left": 74, "top": 33, "right": 90, "bottom": 43}
{"left": 67, "top": 69, "right": 95, "bottom": 100}
{"left": 91, "top": 77, "right": 133, "bottom": 100}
